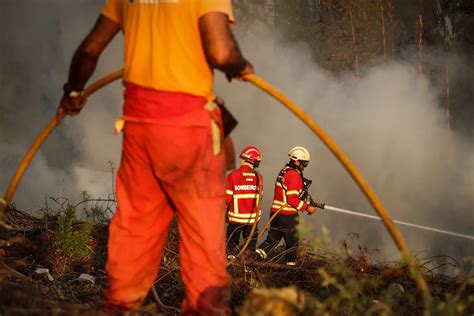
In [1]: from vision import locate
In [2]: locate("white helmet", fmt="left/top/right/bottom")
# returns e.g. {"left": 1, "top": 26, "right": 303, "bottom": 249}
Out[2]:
{"left": 288, "top": 146, "right": 310, "bottom": 162}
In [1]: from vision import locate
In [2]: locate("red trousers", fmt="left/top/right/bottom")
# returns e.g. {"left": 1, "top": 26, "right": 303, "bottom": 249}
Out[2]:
{"left": 104, "top": 120, "right": 230, "bottom": 314}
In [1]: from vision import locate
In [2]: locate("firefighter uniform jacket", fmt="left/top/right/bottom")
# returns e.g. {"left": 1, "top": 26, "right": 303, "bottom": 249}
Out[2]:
{"left": 225, "top": 164, "right": 262, "bottom": 224}
{"left": 271, "top": 165, "right": 308, "bottom": 215}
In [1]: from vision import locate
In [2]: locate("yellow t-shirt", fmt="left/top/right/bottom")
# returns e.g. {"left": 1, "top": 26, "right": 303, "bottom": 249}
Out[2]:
{"left": 101, "top": 0, "right": 234, "bottom": 98}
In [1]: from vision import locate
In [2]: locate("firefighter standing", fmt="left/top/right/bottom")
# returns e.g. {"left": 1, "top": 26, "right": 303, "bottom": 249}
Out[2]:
{"left": 255, "top": 146, "right": 317, "bottom": 265}
{"left": 225, "top": 146, "right": 263, "bottom": 259}
{"left": 57, "top": 1, "right": 253, "bottom": 314}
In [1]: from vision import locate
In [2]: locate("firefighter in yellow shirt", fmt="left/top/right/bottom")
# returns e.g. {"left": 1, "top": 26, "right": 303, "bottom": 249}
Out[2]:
{"left": 57, "top": 0, "right": 253, "bottom": 314}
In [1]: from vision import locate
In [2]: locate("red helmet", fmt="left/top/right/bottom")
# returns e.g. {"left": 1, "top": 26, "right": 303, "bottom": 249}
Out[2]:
{"left": 240, "top": 146, "right": 262, "bottom": 163}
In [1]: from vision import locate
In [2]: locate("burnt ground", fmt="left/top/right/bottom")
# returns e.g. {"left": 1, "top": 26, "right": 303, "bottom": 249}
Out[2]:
{"left": 0, "top": 207, "right": 472, "bottom": 315}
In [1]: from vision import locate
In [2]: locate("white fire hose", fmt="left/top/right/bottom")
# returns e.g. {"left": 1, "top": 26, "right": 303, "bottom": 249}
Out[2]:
{"left": 319, "top": 204, "right": 474, "bottom": 241}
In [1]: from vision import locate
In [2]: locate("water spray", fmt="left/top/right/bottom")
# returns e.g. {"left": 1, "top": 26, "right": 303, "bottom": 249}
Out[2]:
{"left": 321, "top": 204, "right": 474, "bottom": 241}
{"left": 244, "top": 74, "right": 432, "bottom": 306}
{"left": 0, "top": 70, "right": 432, "bottom": 308}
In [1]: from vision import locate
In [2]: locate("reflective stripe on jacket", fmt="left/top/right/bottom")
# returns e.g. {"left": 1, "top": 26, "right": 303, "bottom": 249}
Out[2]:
{"left": 271, "top": 166, "right": 308, "bottom": 215}
{"left": 225, "top": 164, "right": 262, "bottom": 224}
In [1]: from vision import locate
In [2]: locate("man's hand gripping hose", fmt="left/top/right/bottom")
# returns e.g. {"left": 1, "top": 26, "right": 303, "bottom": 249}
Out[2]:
{"left": 0, "top": 70, "right": 432, "bottom": 312}
{"left": 308, "top": 195, "right": 325, "bottom": 211}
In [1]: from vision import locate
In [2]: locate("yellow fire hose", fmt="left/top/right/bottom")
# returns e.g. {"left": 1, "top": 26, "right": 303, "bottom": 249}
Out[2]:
{"left": 227, "top": 203, "right": 284, "bottom": 268}
{"left": 0, "top": 69, "right": 431, "bottom": 308}
{"left": 0, "top": 69, "right": 123, "bottom": 221}
{"left": 233, "top": 203, "right": 287, "bottom": 261}
{"left": 256, "top": 204, "right": 287, "bottom": 240}
{"left": 243, "top": 73, "right": 432, "bottom": 307}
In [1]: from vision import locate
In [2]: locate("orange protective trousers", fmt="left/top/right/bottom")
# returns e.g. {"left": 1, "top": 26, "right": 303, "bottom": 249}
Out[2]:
{"left": 104, "top": 120, "right": 230, "bottom": 314}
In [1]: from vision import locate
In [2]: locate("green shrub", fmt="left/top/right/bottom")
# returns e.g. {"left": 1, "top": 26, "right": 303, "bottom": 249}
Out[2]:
{"left": 300, "top": 225, "right": 474, "bottom": 315}
{"left": 54, "top": 204, "right": 96, "bottom": 258}
{"left": 432, "top": 257, "right": 474, "bottom": 315}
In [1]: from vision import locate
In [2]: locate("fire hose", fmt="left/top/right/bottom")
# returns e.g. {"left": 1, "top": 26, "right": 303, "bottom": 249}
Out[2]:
{"left": 216, "top": 195, "right": 473, "bottom": 266}
{"left": 321, "top": 204, "right": 474, "bottom": 241}
{"left": 233, "top": 170, "right": 264, "bottom": 260}
{"left": 0, "top": 70, "right": 432, "bottom": 307}
{"left": 239, "top": 201, "right": 316, "bottom": 253}
{"left": 243, "top": 74, "right": 432, "bottom": 307}
{"left": 0, "top": 69, "right": 124, "bottom": 223}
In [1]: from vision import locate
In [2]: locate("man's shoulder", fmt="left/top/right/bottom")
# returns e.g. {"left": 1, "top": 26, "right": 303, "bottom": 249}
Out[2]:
{"left": 283, "top": 168, "right": 299, "bottom": 177}
{"left": 227, "top": 168, "right": 242, "bottom": 179}
{"left": 282, "top": 168, "right": 302, "bottom": 183}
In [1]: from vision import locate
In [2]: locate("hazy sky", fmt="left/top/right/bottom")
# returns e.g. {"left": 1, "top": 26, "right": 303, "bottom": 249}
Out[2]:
{"left": 0, "top": 1, "right": 472, "bottom": 267}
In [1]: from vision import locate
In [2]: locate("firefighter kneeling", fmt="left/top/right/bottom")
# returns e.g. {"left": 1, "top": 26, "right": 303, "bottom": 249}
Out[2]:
{"left": 255, "top": 146, "right": 317, "bottom": 266}
{"left": 226, "top": 146, "right": 263, "bottom": 259}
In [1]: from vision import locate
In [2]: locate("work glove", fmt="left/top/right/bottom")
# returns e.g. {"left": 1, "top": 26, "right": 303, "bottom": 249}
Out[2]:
{"left": 306, "top": 205, "right": 317, "bottom": 215}
{"left": 214, "top": 97, "right": 238, "bottom": 138}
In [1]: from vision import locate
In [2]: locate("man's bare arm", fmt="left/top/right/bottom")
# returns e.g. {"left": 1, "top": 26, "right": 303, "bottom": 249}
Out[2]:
{"left": 59, "top": 15, "right": 120, "bottom": 116}
{"left": 67, "top": 15, "right": 120, "bottom": 90}
{"left": 199, "top": 12, "right": 253, "bottom": 78}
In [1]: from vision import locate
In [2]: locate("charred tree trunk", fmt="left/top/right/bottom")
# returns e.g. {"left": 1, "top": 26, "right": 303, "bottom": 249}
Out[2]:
{"left": 418, "top": 0, "right": 424, "bottom": 75}
{"left": 387, "top": 0, "right": 395, "bottom": 58}
{"left": 379, "top": 0, "right": 388, "bottom": 61}
{"left": 348, "top": 0, "right": 360, "bottom": 77}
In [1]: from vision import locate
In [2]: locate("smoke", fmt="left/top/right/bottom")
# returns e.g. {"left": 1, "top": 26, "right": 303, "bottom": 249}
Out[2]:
{"left": 216, "top": 30, "right": 474, "bottom": 264}
{"left": 0, "top": 2, "right": 472, "bottom": 264}
{"left": 0, "top": 0, "right": 122, "bottom": 209}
